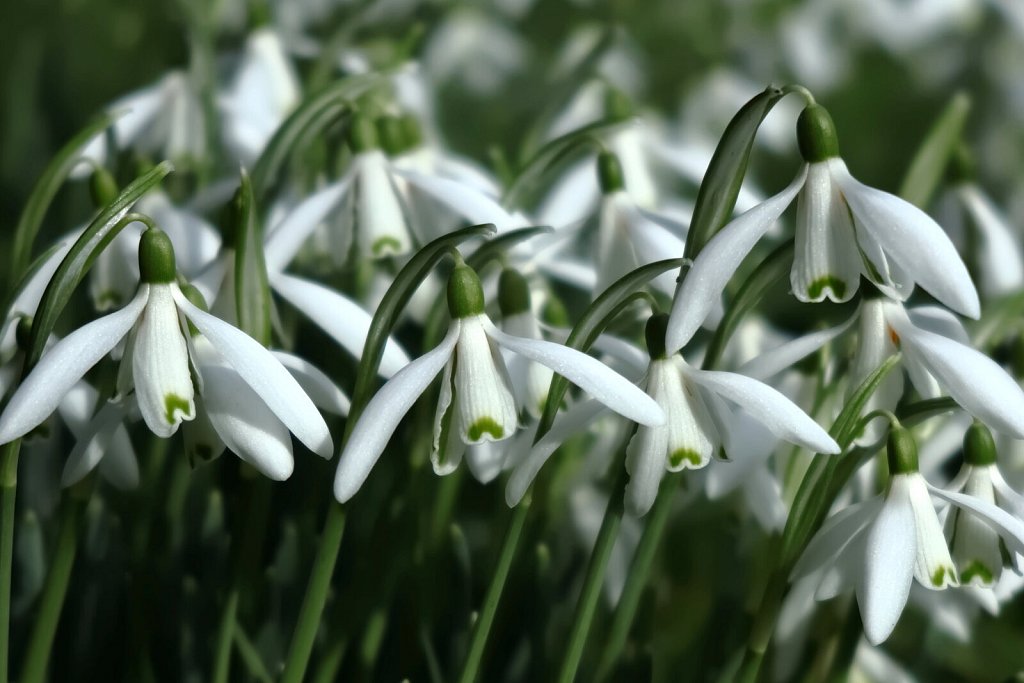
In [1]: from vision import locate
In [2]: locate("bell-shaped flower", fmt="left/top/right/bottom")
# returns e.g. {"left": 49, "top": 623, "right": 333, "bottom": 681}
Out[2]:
{"left": 623, "top": 314, "right": 838, "bottom": 516}
{"left": 333, "top": 264, "right": 665, "bottom": 503}
{"left": 942, "top": 422, "right": 1024, "bottom": 586}
{"left": 0, "top": 228, "right": 333, "bottom": 480}
{"left": 667, "top": 103, "right": 979, "bottom": 355}
{"left": 792, "top": 425, "right": 1024, "bottom": 645}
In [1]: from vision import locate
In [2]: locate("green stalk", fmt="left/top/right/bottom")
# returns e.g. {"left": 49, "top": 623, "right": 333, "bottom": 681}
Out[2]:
{"left": 594, "top": 474, "right": 675, "bottom": 683}
{"left": 555, "top": 467, "right": 627, "bottom": 683}
{"left": 18, "top": 490, "right": 86, "bottom": 683}
{"left": 455, "top": 498, "right": 530, "bottom": 683}
{"left": 279, "top": 502, "right": 346, "bottom": 683}
{"left": 0, "top": 442, "right": 21, "bottom": 683}
{"left": 211, "top": 589, "right": 239, "bottom": 683}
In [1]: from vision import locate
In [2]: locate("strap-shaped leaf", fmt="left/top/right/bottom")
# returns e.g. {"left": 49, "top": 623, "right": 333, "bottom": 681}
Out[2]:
{"left": 683, "top": 86, "right": 785, "bottom": 260}
{"left": 25, "top": 162, "right": 174, "bottom": 370}
{"left": 702, "top": 240, "right": 794, "bottom": 370}
{"left": 534, "top": 258, "right": 684, "bottom": 444}
{"left": 250, "top": 74, "right": 379, "bottom": 196}
{"left": 9, "top": 112, "right": 116, "bottom": 287}
{"left": 233, "top": 170, "right": 272, "bottom": 346}
{"left": 346, "top": 223, "right": 497, "bottom": 435}
{"left": 898, "top": 92, "right": 971, "bottom": 207}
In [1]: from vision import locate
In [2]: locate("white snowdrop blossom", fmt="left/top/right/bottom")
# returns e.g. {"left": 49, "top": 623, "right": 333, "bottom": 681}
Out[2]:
{"left": 333, "top": 264, "right": 665, "bottom": 503}
{"left": 0, "top": 229, "right": 333, "bottom": 480}
{"left": 666, "top": 103, "right": 980, "bottom": 355}
{"left": 792, "top": 426, "right": 1024, "bottom": 645}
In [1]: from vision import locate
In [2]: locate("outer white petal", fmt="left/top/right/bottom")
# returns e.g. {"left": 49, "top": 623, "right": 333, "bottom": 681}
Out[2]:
{"left": 505, "top": 399, "right": 608, "bottom": 506}
{"left": 334, "top": 323, "right": 460, "bottom": 502}
{"left": 264, "top": 180, "right": 350, "bottom": 274}
{"left": 851, "top": 300, "right": 904, "bottom": 445}
{"left": 173, "top": 287, "right": 333, "bottom": 457}
{"left": 905, "top": 474, "right": 958, "bottom": 589}
{"left": 738, "top": 315, "right": 855, "bottom": 382}
{"left": 620, "top": 202, "right": 687, "bottom": 296}
{"left": 857, "top": 475, "right": 918, "bottom": 645}
{"left": 929, "top": 483, "right": 1024, "bottom": 558}
{"left": 834, "top": 162, "right": 980, "bottom": 318}
{"left": 132, "top": 284, "right": 195, "bottom": 437}
{"left": 624, "top": 421, "right": 668, "bottom": 517}
{"left": 0, "top": 237, "right": 74, "bottom": 358}
{"left": 98, "top": 422, "right": 140, "bottom": 490}
{"left": 685, "top": 368, "right": 838, "bottom": 454}
{"left": 792, "top": 498, "right": 881, "bottom": 579}
{"left": 271, "top": 350, "right": 350, "bottom": 416}
{"left": 269, "top": 272, "right": 409, "bottom": 377}
{"left": 595, "top": 194, "right": 642, "bottom": 296}
{"left": 485, "top": 321, "right": 664, "bottom": 427}
{"left": 894, "top": 320, "right": 1024, "bottom": 438}
{"left": 397, "top": 168, "right": 519, "bottom": 232}
{"left": 0, "top": 288, "right": 147, "bottom": 444}
{"left": 958, "top": 184, "right": 1024, "bottom": 298}
{"left": 355, "top": 150, "right": 413, "bottom": 258}
{"left": 194, "top": 337, "right": 295, "bottom": 480}
{"left": 61, "top": 399, "right": 131, "bottom": 487}
{"left": 906, "top": 306, "right": 970, "bottom": 345}
{"left": 465, "top": 441, "right": 506, "bottom": 484}
{"left": 666, "top": 165, "right": 807, "bottom": 353}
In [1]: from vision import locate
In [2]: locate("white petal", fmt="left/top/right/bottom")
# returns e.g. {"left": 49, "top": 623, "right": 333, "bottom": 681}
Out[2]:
{"left": 906, "top": 474, "right": 958, "bottom": 589}
{"left": 946, "top": 466, "right": 1003, "bottom": 586}
{"left": 452, "top": 317, "right": 518, "bottom": 445}
{"left": 0, "top": 288, "right": 146, "bottom": 444}
{"left": 620, "top": 202, "right": 687, "bottom": 296}
{"left": 431, "top": 356, "right": 465, "bottom": 475}
{"left": 792, "top": 161, "right": 862, "bottom": 303}
{"left": 194, "top": 336, "right": 295, "bottom": 480}
{"left": 656, "top": 361, "right": 716, "bottom": 470}
{"left": 835, "top": 162, "right": 980, "bottom": 318}
{"left": 61, "top": 399, "right": 130, "bottom": 487}
{"left": 595, "top": 194, "right": 642, "bottom": 296}
{"left": 98, "top": 421, "right": 140, "bottom": 490}
{"left": 355, "top": 151, "right": 413, "bottom": 258}
{"left": 792, "top": 498, "right": 881, "bottom": 579}
{"left": 958, "top": 184, "right": 1024, "bottom": 298}
{"left": 851, "top": 300, "right": 904, "bottom": 445}
{"left": 397, "top": 168, "right": 518, "bottom": 232}
{"left": 929, "top": 482, "right": 1024, "bottom": 559}
{"left": 334, "top": 322, "right": 460, "bottom": 503}
{"left": 0, "top": 237, "right": 74, "bottom": 357}
{"left": 738, "top": 315, "right": 855, "bottom": 382}
{"left": 624, "top": 421, "right": 668, "bottom": 517}
{"left": 685, "top": 368, "right": 839, "bottom": 454}
{"left": 666, "top": 165, "right": 807, "bottom": 353}
{"left": 269, "top": 273, "right": 410, "bottom": 378}
{"left": 858, "top": 476, "right": 918, "bottom": 645}
{"left": 505, "top": 399, "right": 608, "bottom": 506}
{"left": 485, "top": 321, "right": 665, "bottom": 427}
{"left": 132, "top": 284, "right": 195, "bottom": 437}
{"left": 173, "top": 287, "right": 333, "bottom": 457}
{"left": 141, "top": 192, "right": 222, "bottom": 275}
{"left": 894, "top": 319, "right": 1024, "bottom": 438}
{"left": 264, "top": 181, "right": 350, "bottom": 274}
{"left": 906, "top": 306, "right": 969, "bottom": 345}
{"left": 465, "top": 441, "right": 506, "bottom": 484}
{"left": 271, "top": 350, "right": 350, "bottom": 416}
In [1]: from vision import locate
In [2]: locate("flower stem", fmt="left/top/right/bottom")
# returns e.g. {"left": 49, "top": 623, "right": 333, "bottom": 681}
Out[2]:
{"left": 18, "top": 490, "right": 85, "bottom": 683}
{"left": 555, "top": 466, "right": 627, "bottom": 683}
{"left": 211, "top": 588, "right": 239, "bottom": 683}
{"left": 0, "top": 441, "right": 21, "bottom": 683}
{"left": 279, "top": 501, "right": 347, "bottom": 683}
{"left": 455, "top": 497, "right": 530, "bottom": 683}
{"left": 594, "top": 474, "right": 677, "bottom": 683}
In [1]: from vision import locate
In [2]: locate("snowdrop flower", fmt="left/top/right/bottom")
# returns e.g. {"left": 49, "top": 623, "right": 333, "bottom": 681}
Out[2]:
{"left": 943, "top": 422, "right": 1024, "bottom": 586}
{"left": 793, "top": 425, "right": 1024, "bottom": 644}
{"left": 667, "top": 102, "right": 980, "bottom": 355}
{"left": 220, "top": 28, "right": 302, "bottom": 163}
{"left": 623, "top": 314, "right": 838, "bottom": 516}
{"left": 333, "top": 263, "right": 665, "bottom": 502}
{"left": 850, "top": 297, "right": 1024, "bottom": 441}
{"left": 496, "top": 268, "right": 554, "bottom": 418}
{"left": 0, "top": 229, "right": 332, "bottom": 480}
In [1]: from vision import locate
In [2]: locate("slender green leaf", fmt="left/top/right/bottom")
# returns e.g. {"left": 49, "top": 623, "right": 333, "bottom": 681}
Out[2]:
{"left": 9, "top": 112, "right": 116, "bottom": 287}
{"left": 25, "top": 162, "right": 174, "bottom": 369}
{"left": 898, "top": 92, "right": 971, "bottom": 206}
{"left": 534, "top": 258, "right": 685, "bottom": 444}
{"left": 683, "top": 85, "right": 785, "bottom": 260}
{"left": 702, "top": 240, "right": 794, "bottom": 370}
{"left": 233, "top": 170, "right": 272, "bottom": 346}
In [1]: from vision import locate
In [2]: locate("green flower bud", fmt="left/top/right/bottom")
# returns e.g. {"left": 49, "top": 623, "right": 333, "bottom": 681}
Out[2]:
{"left": 178, "top": 283, "right": 208, "bottom": 337}
{"left": 797, "top": 104, "right": 840, "bottom": 163}
{"left": 604, "top": 86, "right": 633, "bottom": 121}
{"left": 139, "top": 228, "right": 177, "bottom": 283}
{"left": 347, "top": 112, "right": 379, "bottom": 153}
{"left": 887, "top": 424, "right": 919, "bottom": 475}
{"left": 498, "top": 268, "right": 531, "bottom": 317}
{"left": 447, "top": 264, "right": 485, "bottom": 318}
{"left": 598, "top": 150, "right": 625, "bottom": 194}
{"left": 963, "top": 421, "right": 997, "bottom": 466}
{"left": 401, "top": 114, "right": 424, "bottom": 149}
{"left": 542, "top": 296, "right": 570, "bottom": 327}
{"left": 645, "top": 313, "right": 670, "bottom": 360}
{"left": 89, "top": 167, "right": 119, "bottom": 208}
{"left": 15, "top": 316, "right": 33, "bottom": 353}
{"left": 377, "top": 115, "right": 407, "bottom": 156}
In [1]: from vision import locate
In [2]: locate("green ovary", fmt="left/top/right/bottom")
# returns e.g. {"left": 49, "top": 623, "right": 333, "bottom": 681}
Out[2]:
{"left": 669, "top": 449, "right": 702, "bottom": 468}
{"left": 164, "top": 394, "right": 193, "bottom": 425}
{"left": 467, "top": 417, "right": 504, "bottom": 441}
{"left": 807, "top": 275, "right": 846, "bottom": 300}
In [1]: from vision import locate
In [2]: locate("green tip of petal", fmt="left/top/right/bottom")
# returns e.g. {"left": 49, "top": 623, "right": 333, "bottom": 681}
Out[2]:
{"left": 797, "top": 104, "right": 840, "bottom": 163}
{"left": 447, "top": 265, "right": 486, "bottom": 318}
{"left": 371, "top": 236, "right": 404, "bottom": 257}
{"left": 498, "top": 268, "right": 532, "bottom": 317}
{"left": 887, "top": 425, "right": 919, "bottom": 475}
{"left": 964, "top": 422, "right": 997, "bottom": 466}
{"left": 467, "top": 417, "right": 504, "bottom": 442}
{"left": 139, "top": 228, "right": 177, "bottom": 283}
{"left": 669, "top": 449, "right": 702, "bottom": 468}
{"left": 960, "top": 560, "right": 994, "bottom": 585}
{"left": 164, "top": 394, "right": 193, "bottom": 426}
{"left": 807, "top": 275, "right": 847, "bottom": 301}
